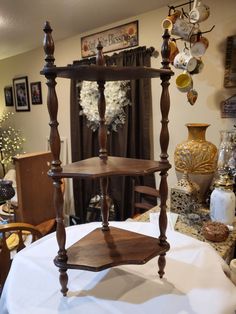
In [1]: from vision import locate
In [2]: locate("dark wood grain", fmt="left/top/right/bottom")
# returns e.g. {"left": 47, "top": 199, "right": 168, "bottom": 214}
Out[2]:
{"left": 42, "top": 22, "right": 172, "bottom": 296}
{"left": 97, "top": 80, "right": 107, "bottom": 160}
{"left": 41, "top": 65, "right": 173, "bottom": 81}
{"left": 158, "top": 29, "right": 171, "bottom": 247}
{"left": 48, "top": 156, "right": 171, "bottom": 178}
{"left": 13, "top": 152, "right": 56, "bottom": 227}
{"left": 54, "top": 227, "right": 170, "bottom": 271}
{"left": 131, "top": 185, "right": 160, "bottom": 217}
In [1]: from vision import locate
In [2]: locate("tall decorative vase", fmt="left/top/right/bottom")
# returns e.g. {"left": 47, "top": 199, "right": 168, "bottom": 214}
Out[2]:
{"left": 174, "top": 123, "right": 218, "bottom": 202}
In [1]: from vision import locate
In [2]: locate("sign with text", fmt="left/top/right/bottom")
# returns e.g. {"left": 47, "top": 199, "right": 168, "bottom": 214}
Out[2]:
{"left": 81, "top": 21, "right": 138, "bottom": 58}
{"left": 221, "top": 95, "right": 236, "bottom": 118}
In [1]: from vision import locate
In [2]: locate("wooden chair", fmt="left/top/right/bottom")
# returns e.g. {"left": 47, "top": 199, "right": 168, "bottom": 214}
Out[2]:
{"left": 131, "top": 185, "right": 160, "bottom": 218}
{"left": 0, "top": 222, "right": 42, "bottom": 294}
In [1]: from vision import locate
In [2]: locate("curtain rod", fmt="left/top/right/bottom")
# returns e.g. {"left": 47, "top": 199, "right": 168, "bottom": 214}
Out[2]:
{"left": 73, "top": 46, "right": 159, "bottom": 65}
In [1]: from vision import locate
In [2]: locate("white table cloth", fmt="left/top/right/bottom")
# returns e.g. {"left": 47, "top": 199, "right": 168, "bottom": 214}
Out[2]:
{"left": 1, "top": 221, "right": 236, "bottom": 314}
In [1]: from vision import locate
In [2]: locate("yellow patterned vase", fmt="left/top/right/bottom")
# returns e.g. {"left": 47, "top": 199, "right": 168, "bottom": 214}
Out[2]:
{"left": 174, "top": 123, "right": 218, "bottom": 202}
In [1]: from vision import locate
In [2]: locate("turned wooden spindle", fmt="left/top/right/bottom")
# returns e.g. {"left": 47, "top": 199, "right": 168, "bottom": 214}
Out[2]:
{"left": 96, "top": 41, "right": 105, "bottom": 66}
{"left": 59, "top": 268, "right": 68, "bottom": 297}
{"left": 96, "top": 42, "right": 108, "bottom": 160}
{"left": 43, "top": 22, "right": 68, "bottom": 296}
{"left": 96, "top": 42, "right": 109, "bottom": 229}
{"left": 161, "top": 29, "right": 171, "bottom": 70}
{"left": 159, "top": 29, "right": 171, "bottom": 164}
{"left": 100, "top": 176, "right": 109, "bottom": 231}
{"left": 158, "top": 170, "right": 168, "bottom": 244}
{"left": 157, "top": 29, "right": 172, "bottom": 278}
{"left": 43, "top": 21, "right": 62, "bottom": 172}
{"left": 43, "top": 21, "right": 55, "bottom": 68}
{"left": 158, "top": 253, "right": 166, "bottom": 278}
{"left": 53, "top": 179, "right": 67, "bottom": 263}
{"left": 97, "top": 81, "right": 108, "bottom": 160}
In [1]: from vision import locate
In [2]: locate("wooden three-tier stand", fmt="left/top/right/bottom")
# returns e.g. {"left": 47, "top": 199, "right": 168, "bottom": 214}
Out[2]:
{"left": 41, "top": 21, "right": 174, "bottom": 296}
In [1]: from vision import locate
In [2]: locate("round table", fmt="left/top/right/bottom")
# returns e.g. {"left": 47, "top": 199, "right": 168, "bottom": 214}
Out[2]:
{"left": 1, "top": 221, "right": 236, "bottom": 314}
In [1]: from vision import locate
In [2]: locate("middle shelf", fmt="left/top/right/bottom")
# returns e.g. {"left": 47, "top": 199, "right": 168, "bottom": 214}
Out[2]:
{"left": 48, "top": 156, "right": 171, "bottom": 178}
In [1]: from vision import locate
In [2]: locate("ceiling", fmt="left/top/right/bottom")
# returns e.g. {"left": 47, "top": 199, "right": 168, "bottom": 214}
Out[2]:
{"left": 0, "top": 0, "right": 173, "bottom": 61}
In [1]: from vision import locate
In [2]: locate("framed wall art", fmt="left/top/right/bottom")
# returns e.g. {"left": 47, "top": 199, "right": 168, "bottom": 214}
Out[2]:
{"left": 81, "top": 20, "right": 139, "bottom": 58}
{"left": 30, "top": 81, "right": 42, "bottom": 104}
{"left": 224, "top": 35, "right": 236, "bottom": 88}
{"left": 4, "top": 86, "right": 14, "bottom": 106}
{"left": 13, "top": 76, "right": 30, "bottom": 112}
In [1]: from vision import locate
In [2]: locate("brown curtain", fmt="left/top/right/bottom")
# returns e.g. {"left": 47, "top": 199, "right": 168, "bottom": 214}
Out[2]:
{"left": 70, "top": 46, "right": 155, "bottom": 223}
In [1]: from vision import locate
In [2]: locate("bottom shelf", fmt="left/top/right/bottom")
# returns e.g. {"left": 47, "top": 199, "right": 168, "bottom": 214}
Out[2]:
{"left": 54, "top": 226, "right": 170, "bottom": 271}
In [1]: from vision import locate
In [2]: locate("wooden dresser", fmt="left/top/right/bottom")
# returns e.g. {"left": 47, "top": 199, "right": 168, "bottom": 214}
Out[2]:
{"left": 13, "top": 152, "right": 56, "bottom": 228}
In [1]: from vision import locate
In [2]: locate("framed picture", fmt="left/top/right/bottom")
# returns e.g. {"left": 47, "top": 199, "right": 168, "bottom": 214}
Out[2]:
{"left": 30, "top": 81, "right": 42, "bottom": 104}
{"left": 13, "top": 76, "right": 30, "bottom": 111}
{"left": 4, "top": 86, "right": 14, "bottom": 106}
{"left": 224, "top": 35, "right": 236, "bottom": 88}
{"left": 81, "top": 21, "right": 139, "bottom": 58}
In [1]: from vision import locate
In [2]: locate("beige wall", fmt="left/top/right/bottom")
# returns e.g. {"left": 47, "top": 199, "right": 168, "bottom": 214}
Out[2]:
{"left": 0, "top": 0, "right": 235, "bottom": 204}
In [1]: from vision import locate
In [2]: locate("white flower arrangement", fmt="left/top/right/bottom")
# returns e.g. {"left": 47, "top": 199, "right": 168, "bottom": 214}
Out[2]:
{"left": 79, "top": 80, "right": 130, "bottom": 132}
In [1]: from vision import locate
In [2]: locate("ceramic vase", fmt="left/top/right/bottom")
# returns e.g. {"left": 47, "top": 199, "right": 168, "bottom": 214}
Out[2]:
{"left": 174, "top": 123, "right": 218, "bottom": 202}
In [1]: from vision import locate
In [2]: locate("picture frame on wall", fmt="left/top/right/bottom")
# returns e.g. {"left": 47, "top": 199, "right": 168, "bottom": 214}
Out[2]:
{"left": 81, "top": 20, "right": 139, "bottom": 58}
{"left": 224, "top": 35, "right": 236, "bottom": 88}
{"left": 13, "top": 76, "right": 30, "bottom": 112}
{"left": 4, "top": 86, "right": 14, "bottom": 106}
{"left": 30, "top": 81, "right": 42, "bottom": 104}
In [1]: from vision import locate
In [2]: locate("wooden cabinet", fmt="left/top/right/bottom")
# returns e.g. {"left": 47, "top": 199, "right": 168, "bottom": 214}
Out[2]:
{"left": 13, "top": 152, "right": 55, "bottom": 226}
{"left": 41, "top": 21, "right": 173, "bottom": 296}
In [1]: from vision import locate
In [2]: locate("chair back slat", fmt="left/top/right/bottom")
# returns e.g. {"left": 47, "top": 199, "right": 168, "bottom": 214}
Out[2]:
{"left": 0, "top": 222, "right": 42, "bottom": 294}
{"left": 132, "top": 185, "right": 160, "bottom": 218}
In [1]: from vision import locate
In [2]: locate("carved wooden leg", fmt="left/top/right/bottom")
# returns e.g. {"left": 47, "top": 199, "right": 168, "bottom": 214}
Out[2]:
{"left": 54, "top": 178, "right": 68, "bottom": 260}
{"left": 158, "top": 253, "right": 166, "bottom": 278}
{"left": 158, "top": 171, "right": 168, "bottom": 244}
{"left": 59, "top": 268, "right": 68, "bottom": 296}
{"left": 100, "top": 177, "right": 109, "bottom": 231}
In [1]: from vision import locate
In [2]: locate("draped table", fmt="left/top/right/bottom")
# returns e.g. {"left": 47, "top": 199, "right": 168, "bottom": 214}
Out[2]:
{"left": 134, "top": 205, "right": 236, "bottom": 261}
{"left": 1, "top": 221, "right": 236, "bottom": 314}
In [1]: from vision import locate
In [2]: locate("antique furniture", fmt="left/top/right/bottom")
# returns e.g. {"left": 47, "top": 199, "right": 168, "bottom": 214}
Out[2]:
{"left": 131, "top": 184, "right": 160, "bottom": 217}
{"left": 0, "top": 222, "right": 42, "bottom": 294}
{"left": 1, "top": 221, "right": 236, "bottom": 314}
{"left": 41, "top": 21, "right": 173, "bottom": 296}
{"left": 12, "top": 152, "right": 56, "bottom": 235}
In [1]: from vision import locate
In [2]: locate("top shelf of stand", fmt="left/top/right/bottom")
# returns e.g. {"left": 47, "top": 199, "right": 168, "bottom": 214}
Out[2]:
{"left": 40, "top": 65, "right": 173, "bottom": 81}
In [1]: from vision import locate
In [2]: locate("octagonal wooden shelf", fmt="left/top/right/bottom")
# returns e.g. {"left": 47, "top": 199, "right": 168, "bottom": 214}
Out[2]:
{"left": 49, "top": 156, "right": 171, "bottom": 179}
{"left": 54, "top": 226, "right": 170, "bottom": 271}
{"left": 41, "top": 65, "right": 173, "bottom": 81}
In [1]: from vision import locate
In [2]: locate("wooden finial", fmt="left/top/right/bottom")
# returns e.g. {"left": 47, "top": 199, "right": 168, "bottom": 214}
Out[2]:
{"left": 96, "top": 41, "right": 105, "bottom": 66}
{"left": 43, "top": 21, "right": 55, "bottom": 67}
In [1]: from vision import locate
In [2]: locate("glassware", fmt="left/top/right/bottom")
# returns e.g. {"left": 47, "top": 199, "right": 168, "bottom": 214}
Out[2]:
{"left": 210, "top": 174, "right": 235, "bottom": 226}
{"left": 217, "top": 130, "right": 236, "bottom": 176}
{"left": 0, "top": 179, "right": 15, "bottom": 214}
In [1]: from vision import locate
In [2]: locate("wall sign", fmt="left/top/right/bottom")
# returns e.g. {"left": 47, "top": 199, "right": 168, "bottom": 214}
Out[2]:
{"left": 221, "top": 95, "right": 236, "bottom": 118}
{"left": 81, "top": 21, "right": 138, "bottom": 58}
